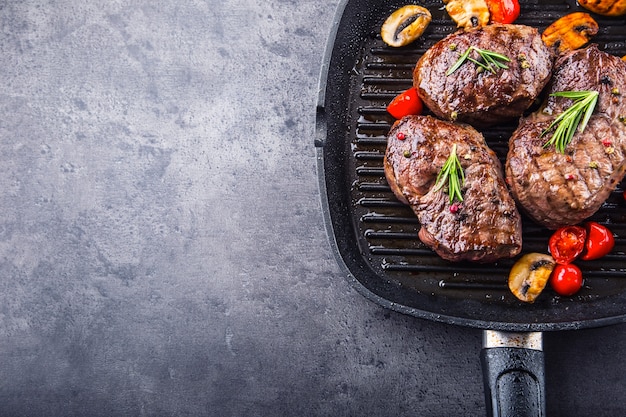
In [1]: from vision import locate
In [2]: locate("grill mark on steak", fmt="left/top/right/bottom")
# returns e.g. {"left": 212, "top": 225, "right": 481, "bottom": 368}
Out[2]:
{"left": 384, "top": 115, "right": 522, "bottom": 262}
{"left": 506, "top": 45, "right": 626, "bottom": 229}
{"left": 413, "top": 24, "right": 555, "bottom": 128}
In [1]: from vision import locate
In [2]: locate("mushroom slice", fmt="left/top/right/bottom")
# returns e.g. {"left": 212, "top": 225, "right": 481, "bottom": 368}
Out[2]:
{"left": 508, "top": 253, "right": 556, "bottom": 303}
{"left": 578, "top": 0, "right": 626, "bottom": 16}
{"left": 541, "top": 12, "right": 599, "bottom": 54}
{"left": 381, "top": 5, "right": 432, "bottom": 47}
{"left": 444, "top": 0, "right": 490, "bottom": 29}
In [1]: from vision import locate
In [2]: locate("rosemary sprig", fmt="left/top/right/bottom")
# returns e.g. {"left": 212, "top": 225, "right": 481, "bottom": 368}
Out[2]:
{"left": 446, "top": 46, "right": 510, "bottom": 76}
{"left": 434, "top": 144, "right": 465, "bottom": 204}
{"left": 541, "top": 90, "right": 599, "bottom": 153}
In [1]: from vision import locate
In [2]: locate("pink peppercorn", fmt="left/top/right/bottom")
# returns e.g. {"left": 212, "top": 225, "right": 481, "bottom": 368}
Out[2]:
{"left": 396, "top": 132, "right": 406, "bottom": 140}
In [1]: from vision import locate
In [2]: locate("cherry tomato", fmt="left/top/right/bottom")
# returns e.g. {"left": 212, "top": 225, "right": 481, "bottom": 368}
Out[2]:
{"left": 550, "top": 264, "right": 583, "bottom": 296}
{"left": 581, "top": 222, "right": 615, "bottom": 260}
{"left": 486, "top": 0, "right": 521, "bottom": 24}
{"left": 548, "top": 225, "right": 586, "bottom": 265}
{"left": 386, "top": 87, "right": 423, "bottom": 119}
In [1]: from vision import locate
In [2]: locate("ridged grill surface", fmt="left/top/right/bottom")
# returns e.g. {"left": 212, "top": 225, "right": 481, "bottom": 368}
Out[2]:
{"left": 346, "top": 1, "right": 626, "bottom": 305}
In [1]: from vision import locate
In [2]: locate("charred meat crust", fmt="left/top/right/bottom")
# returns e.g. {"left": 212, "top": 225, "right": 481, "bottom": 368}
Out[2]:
{"left": 385, "top": 115, "right": 522, "bottom": 262}
{"left": 506, "top": 45, "right": 626, "bottom": 229}
{"left": 413, "top": 24, "right": 555, "bottom": 128}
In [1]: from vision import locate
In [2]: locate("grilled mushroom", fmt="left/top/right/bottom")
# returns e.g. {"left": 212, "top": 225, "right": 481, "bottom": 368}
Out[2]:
{"left": 508, "top": 253, "right": 556, "bottom": 303}
{"left": 578, "top": 0, "right": 626, "bottom": 16}
{"left": 541, "top": 12, "right": 599, "bottom": 54}
{"left": 381, "top": 5, "right": 432, "bottom": 47}
{"left": 444, "top": 0, "right": 490, "bottom": 28}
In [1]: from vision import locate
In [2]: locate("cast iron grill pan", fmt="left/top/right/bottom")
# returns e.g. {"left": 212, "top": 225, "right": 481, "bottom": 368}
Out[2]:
{"left": 317, "top": 0, "right": 626, "bottom": 331}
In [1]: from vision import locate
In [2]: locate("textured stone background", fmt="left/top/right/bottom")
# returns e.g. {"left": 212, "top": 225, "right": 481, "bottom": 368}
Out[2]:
{"left": 0, "top": 0, "right": 625, "bottom": 415}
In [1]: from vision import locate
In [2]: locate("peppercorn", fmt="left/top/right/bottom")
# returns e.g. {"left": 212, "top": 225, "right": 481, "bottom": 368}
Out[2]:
{"left": 449, "top": 202, "right": 462, "bottom": 213}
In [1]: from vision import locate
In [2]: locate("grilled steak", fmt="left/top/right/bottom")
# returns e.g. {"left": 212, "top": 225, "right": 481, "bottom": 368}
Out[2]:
{"left": 413, "top": 24, "right": 554, "bottom": 127}
{"left": 506, "top": 45, "right": 626, "bottom": 229}
{"left": 384, "top": 115, "right": 522, "bottom": 262}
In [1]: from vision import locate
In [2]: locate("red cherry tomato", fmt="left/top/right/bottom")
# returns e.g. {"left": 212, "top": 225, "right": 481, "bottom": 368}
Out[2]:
{"left": 548, "top": 226, "right": 586, "bottom": 265}
{"left": 486, "top": 0, "right": 521, "bottom": 24}
{"left": 581, "top": 222, "right": 615, "bottom": 260}
{"left": 550, "top": 264, "right": 583, "bottom": 296}
{"left": 386, "top": 87, "right": 423, "bottom": 119}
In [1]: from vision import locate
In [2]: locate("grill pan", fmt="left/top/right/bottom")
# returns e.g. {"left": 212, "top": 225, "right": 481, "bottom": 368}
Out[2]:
{"left": 315, "top": 0, "right": 626, "bottom": 415}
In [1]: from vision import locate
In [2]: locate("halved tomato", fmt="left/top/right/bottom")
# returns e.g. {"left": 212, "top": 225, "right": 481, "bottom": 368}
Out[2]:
{"left": 581, "top": 222, "right": 615, "bottom": 260}
{"left": 386, "top": 87, "right": 423, "bottom": 119}
{"left": 550, "top": 263, "right": 583, "bottom": 296}
{"left": 548, "top": 225, "right": 586, "bottom": 265}
{"left": 486, "top": 0, "right": 521, "bottom": 24}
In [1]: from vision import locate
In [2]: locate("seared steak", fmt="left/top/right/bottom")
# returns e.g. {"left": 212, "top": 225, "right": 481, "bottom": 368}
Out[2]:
{"left": 384, "top": 115, "right": 522, "bottom": 262}
{"left": 413, "top": 24, "right": 554, "bottom": 127}
{"left": 506, "top": 45, "right": 626, "bottom": 229}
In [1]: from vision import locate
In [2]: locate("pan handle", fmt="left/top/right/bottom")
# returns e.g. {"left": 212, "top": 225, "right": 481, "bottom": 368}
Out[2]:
{"left": 480, "top": 330, "right": 545, "bottom": 417}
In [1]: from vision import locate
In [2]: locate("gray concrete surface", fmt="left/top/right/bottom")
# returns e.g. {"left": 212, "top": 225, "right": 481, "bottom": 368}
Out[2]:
{"left": 0, "top": 0, "right": 625, "bottom": 416}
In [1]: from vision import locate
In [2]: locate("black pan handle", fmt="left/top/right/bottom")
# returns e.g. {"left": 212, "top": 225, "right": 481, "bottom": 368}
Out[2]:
{"left": 480, "top": 331, "right": 545, "bottom": 417}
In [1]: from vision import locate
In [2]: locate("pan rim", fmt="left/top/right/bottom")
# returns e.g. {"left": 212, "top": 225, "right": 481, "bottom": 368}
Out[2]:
{"left": 315, "top": 0, "right": 626, "bottom": 331}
